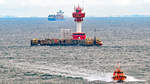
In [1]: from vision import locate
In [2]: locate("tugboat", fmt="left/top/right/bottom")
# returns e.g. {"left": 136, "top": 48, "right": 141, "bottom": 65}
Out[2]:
{"left": 112, "top": 64, "right": 127, "bottom": 83}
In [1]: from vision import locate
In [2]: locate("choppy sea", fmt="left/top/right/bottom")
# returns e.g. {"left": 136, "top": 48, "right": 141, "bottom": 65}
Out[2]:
{"left": 0, "top": 17, "right": 150, "bottom": 84}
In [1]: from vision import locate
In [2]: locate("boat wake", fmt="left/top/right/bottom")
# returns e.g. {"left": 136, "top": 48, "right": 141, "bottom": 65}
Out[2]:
{"left": 9, "top": 61, "right": 145, "bottom": 83}
{"left": 84, "top": 73, "right": 145, "bottom": 82}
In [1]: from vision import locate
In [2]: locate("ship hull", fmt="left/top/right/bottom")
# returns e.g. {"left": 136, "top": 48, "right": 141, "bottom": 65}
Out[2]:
{"left": 48, "top": 18, "right": 56, "bottom": 21}
{"left": 31, "top": 39, "right": 102, "bottom": 46}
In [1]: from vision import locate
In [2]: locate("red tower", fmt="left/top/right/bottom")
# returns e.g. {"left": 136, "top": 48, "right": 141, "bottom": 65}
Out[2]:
{"left": 72, "top": 6, "right": 86, "bottom": 40}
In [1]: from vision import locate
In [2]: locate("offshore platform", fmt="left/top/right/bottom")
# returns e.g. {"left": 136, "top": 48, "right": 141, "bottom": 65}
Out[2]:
{"left": 31, "top": 6, "right": 103, "bottom": 46}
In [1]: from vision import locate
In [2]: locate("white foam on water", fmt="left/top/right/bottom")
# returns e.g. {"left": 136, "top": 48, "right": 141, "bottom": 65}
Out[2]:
{"left": 83, "top": 73, "right": 145, "bottom": 82}
{"left": 125, "top": 75, "right": 145, "bottom": 82}
{"left": 85, "top": 73, "right": 113, "bottom": 82}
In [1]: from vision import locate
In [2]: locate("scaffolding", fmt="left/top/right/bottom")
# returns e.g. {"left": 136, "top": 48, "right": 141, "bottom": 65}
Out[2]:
{"left": 60, "top": 29, "right": 72, "bottom": 39}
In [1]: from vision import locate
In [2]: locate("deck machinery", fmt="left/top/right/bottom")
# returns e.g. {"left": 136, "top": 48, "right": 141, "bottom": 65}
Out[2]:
{"left": 31, "top": 6, "right": 103, "bottom": 46}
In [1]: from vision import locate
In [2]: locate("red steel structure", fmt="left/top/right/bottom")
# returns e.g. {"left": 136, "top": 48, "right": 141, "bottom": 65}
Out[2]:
{"left": 72, "top": 32, "right": 86, "bottom": 40}
{"left": 72, "top": 6, "right": 86, "bottom": 40}
{"left": 72, "top": 6, "right": 85, "bottom": 22}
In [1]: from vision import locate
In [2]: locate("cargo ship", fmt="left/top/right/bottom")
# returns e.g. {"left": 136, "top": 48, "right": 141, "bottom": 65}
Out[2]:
{"left": 48, "top": 10, "right": 64, "bottom": 21}
{"left": 31, "top": 6, "right": 103, "bottom": 46}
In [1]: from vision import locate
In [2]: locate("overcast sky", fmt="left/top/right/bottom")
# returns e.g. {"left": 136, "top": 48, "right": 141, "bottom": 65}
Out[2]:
{"left": 0, "top": 0, "right": 150, "bottom": 17}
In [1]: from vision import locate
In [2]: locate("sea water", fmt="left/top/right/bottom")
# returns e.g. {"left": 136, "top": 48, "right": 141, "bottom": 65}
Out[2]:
{"left": 0, "top": 17, "right": 149, "bottom": 84}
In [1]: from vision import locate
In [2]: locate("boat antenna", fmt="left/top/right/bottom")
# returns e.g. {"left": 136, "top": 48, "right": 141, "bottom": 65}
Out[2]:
{"left": 82, "top": 0, "right": 85, "bottom": 9}
{"left": 94, "top": 28, "right": 96, "bottom": 44}
{"left": 74, "top": 5, "right": 76, "bottom": 10}
{"left": 116, "top": 62, "right": 121, "bottom": 69}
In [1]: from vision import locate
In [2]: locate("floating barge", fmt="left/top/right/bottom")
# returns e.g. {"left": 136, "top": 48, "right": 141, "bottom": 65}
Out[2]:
{"left": 31, "top": 38, "right": 102, "bottom": 46}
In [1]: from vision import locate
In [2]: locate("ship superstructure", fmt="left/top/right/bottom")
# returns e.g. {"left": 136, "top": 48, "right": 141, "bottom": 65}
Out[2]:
{"left": 56, "top": 10, "right": 64, "bottom": 20}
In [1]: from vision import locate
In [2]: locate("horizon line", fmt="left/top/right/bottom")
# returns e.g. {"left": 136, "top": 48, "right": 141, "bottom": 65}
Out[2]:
{"left": 1, "top": 14, "right": 150, "bottom": 18}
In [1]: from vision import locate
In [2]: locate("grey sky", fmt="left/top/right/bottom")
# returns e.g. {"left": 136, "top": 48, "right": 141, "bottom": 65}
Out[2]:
{"left": 0, "top": 0, "right": 150, "bottom": 17}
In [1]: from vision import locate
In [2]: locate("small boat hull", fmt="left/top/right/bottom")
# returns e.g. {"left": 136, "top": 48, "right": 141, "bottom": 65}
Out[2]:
{"left": 112, "top": 76, "right": 127, "bottom": 81}
{"left": 117, "top": 80, "right": 124, "bottom": 83}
